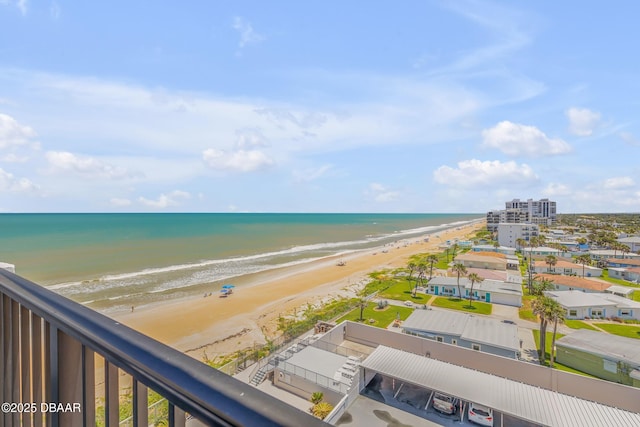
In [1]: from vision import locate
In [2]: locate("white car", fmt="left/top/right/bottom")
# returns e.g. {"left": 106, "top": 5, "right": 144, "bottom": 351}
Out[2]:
{"left": 403, "top": 300, "right": 413, "bottom": 307}
{"left": 468, "top": 402, "right": 493, "bottom": 426}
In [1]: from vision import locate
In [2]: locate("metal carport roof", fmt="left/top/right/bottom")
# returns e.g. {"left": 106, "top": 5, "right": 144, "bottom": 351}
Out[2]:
{"left": 361, "top": 346, "right": 640, "bottom": 427}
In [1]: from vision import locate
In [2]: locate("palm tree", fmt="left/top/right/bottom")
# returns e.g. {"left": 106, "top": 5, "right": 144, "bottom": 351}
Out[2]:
{"left": 532, "top": 295, "right": 552, "bottom": 364}
{"left": 576, "top": 254, "right": 592, "bottom": 277}
{"left": 545, "top": 255, "right": 557, "bottom": 273}
{"left": 414, "top": 262, "right": 427, "bottom": 296}
{"left": 451, "top": 243, "right": 460, "bottom": 261}
{"left": 452, "top": 263, "right": 467, "bottom": 300}
{"left": 358, "top": 298, "right": 367, "bottom": 321}
{"left": 426, "top": 254, "right": 439, "bottom": 280}
{"left": 532, "top": 276, "right": 555, "bottom": 296}
{"left": 548, "top": 300, "right": 565, "bottom": 368}
{"left": 407, "top": 261, "right": 417, "bottom": 281}
{"left": 467, "top": 273, "right": 483, "bottom": 307}
{"left": 515, "top": 238, "right": 527, "bottom": 252}
{"left": 620, "top": 243, "right": 630, "bottom": 259}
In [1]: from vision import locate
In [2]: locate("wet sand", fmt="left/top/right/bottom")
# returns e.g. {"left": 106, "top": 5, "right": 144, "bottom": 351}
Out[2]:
{"left": 114, "top": 221, "right": 483, "bottom": 361}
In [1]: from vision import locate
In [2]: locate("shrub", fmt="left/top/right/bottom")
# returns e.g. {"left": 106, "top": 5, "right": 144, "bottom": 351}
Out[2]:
{"left": 312, "top": 402, "right": 334, "bottom": 419}
{"left": 310, "top": 392, "right": 323, "bottom": 405}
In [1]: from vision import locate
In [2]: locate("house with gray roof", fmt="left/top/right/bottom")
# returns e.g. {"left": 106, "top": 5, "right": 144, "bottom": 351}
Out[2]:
{"left": 545, "top": 290, "right": 640, "bottom": 320}
{"left": 556, "top": 329, "right": 640, "bottom": 388}
{"left": 426, "top": 276, "right": 522, "bottom": 307}
{"left": 401, "top": 309, "right": 521, "bottom": 359}
{"left": 618, "top": 236, "right": 640, "bottom": 253}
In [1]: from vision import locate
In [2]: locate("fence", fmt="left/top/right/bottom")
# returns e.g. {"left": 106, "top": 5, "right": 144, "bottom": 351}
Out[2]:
{"left": 0, "top": 268, "right": 329, "bottom": 427}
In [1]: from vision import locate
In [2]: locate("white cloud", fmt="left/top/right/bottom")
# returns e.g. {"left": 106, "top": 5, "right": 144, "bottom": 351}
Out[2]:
{"left": 566, "top": 107, "right": 601, "bottom": 136}
{"left": 481, "top": 121, "right": 571, "bottom": 157}
{"left": 202, "top": 147, "right": 274, "bottom": 173}
{"left": 50, "top": 1, "right": 60, "bottom": 19}
{"left": 0, "top": 113, "right": 37, "bottom": 148}
{"left": 0, "top": 167, "right": 38, "bottom": 192}
{"left": 542, "top": 182, "right": 571, "bottom": 197}
{"left": 603, "top": 176, "right": 635, "bottom": 189}
{"left": 138, "top": 190, "right": 190, "bottom": 208}
{"left": 433, "top": 159, "right": 538, "bottom": 188}
{"left": 0, "top": 153, "right": 29, "bottom": 163}
{"left": 292, "top": 164, "right": 333, "bottom": 183}
{"left": 366, "top": 182, "right": 400, "bottom": 203}
{"left": 620, "top": 132, "right": 640, "bottom": 146}
{"left": 46, "top": 151, "right": 137, "bottom": 179}
{"left": 110, "top": 197, "right": 132, "bottom": 207}
{"left": 16, "top": 0, "right": 27, "bottom": 14}
{"left": 232, "top": 17, "right": 264, "bottom": 49}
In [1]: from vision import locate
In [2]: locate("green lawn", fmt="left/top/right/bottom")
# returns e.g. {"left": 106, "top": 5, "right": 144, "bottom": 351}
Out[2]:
{"left": 564, "top": 320, "right": 599, "bottom": 331}
{"left": 335, "top": 302, "right": 414, "bottom": 328}
{"left": 593, "top": 323, "right": 640, "bottom": 339}
{"left": 431, "top": 297, "right": 492, "bottom": 315}
{"left": 600, "top": 269, "right": 640, "bottom": 288}
{"left": 633, "top": 291, "right": 640, "bottom": 302}
{"left": 378, "top": 279, "right": 429, "bottom": 303}
{"left": 519, "top": 294, "right": 537, "bottom": 321}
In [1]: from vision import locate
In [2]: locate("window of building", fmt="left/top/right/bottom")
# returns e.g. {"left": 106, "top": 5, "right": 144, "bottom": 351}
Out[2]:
{"left": 620, "top": 310, "right": 631, "bottom": 316}
{"left": 472, "top": 344, "right": 481, "bottom": 351}
{"left": 568, "top": 309, "right": 577, "bottom": 317}
{"left": 592, "top": 309, "right": 603, "bottom": 317}
{"left": 436, "top": 336, "right": 444, "bottom": 342}
{"left": 452, "top": 339, "right": 457, "bottom": 345}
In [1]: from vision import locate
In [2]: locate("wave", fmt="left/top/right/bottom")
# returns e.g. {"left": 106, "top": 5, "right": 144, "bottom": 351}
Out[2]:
{"left": 47, "top": 218, "right": 480, "bottom": 293}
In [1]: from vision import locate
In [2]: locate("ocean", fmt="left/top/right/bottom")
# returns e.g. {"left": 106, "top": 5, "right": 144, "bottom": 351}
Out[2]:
{"left": 0, "top": 213, "right": 481, "bottom": 313}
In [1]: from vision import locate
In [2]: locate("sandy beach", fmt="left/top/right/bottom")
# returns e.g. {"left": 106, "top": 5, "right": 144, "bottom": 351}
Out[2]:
{"left": 114, "top": 221, "right": 484, "bottom": 362}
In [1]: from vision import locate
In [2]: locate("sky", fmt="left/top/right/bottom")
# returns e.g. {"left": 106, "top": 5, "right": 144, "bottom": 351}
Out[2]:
{"left": 1, "top": 1, "right": 639, "bottom": 214}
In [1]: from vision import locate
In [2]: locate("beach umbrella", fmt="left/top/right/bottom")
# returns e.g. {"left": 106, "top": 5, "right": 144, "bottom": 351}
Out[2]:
{"left": 222, "top": 284, "right": 235, "bottom": 289}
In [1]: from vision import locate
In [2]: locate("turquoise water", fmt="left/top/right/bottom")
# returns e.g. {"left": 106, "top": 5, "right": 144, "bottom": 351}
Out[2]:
{"left": 0, "top": 213, "right": 481, "bottom": 312}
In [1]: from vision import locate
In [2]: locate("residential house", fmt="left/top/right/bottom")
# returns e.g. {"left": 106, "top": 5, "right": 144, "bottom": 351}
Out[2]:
{"left": 427, "top": 276, "right": 522, "bottom": 307}
{"left": 535, "top": 273, "right": 610, "bottom": 293}
{"left": 608, "top": 267, "right": 640, "bottom": 284}
{"left": 605, "top": 285, "right": 637, "bottom": 299}
{"left": 544, "top": 290, "right": 640, "bottom": 320}
{"left": 618, "top": 236, "right": 640, "bottom": 253}
{"left": 590, "top": 250, "right": 640, "bottom": 261}
{"left": 401, "top": 309, "right": 521, "bottom": 359}
{"left": 556, "top": 329, "right": 640, "bottom": 387}
{"left": 453, "top": 251, "right": 507, "bottom": 270}
{"left": 607, "top": 258, "right": 640, "bottom": 268}
{"left": 532, "top": 259, "right": 602, "bottom": 277}
{"left": 471, "top": 244, "right": 517, "bottom": 256}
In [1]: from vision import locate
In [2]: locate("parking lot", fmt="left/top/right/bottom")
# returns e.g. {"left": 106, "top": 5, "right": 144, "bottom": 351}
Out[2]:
{"left": 354, "top": 373, "right": 541, "bottom": 427}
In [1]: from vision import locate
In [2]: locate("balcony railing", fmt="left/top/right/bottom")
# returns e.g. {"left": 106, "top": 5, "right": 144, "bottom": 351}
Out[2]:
{"left": 0, "top": 269, "right": 329, "bottom": 427}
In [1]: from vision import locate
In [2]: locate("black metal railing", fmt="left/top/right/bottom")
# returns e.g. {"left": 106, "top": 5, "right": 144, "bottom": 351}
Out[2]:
{"left": 0, "top": 269, "right": 329, "bottom": 427}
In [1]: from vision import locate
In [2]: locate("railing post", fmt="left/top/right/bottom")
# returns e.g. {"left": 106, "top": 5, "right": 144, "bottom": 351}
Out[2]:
{"left": 168, "top": 403, "right": 186, "bottom": 427}
{"left": 48, "top": 325, "right": 59, "bottom": 427}
{"left": 21, "top": 305, "right": 32, "bottom": 427}
{"left": 10, "top": 300, "right": 21, "bottom": 427}
{"left": 132, "top": 380, "right": 148, "bottom": 427}
{"left": 32, "top": 314, "right": 43, "bottom": 427}
{"left": 58, "top": 330, "right": 83, "bottom": 427}
{"left": 0, "top": 293, "right": 5, "bottom": 427}
{"left": 82, "top": 346, "right": 95, "bottom": 427}
{"left": 105, "top": 361, "right": 119, "bottom": 427}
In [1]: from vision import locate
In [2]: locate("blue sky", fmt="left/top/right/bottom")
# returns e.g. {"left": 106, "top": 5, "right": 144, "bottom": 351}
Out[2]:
{"left": 1, "top": 1, "right": 639, "bottom": 213}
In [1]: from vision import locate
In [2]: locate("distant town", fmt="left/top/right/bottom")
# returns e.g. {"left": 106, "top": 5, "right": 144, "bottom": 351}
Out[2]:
{"left": 228, "top": 199, "right": 640, "bottom": 426}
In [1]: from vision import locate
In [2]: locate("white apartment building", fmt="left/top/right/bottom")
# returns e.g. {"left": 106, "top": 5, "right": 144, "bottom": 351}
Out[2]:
{"left": 487, "top": 198, "right": 556, "bottom": 232}
{"left": 497, "top": 223, "right": 540, "bottom": 248}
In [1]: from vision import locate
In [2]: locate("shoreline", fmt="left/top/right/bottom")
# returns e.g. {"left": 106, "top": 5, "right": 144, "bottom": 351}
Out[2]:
{"left": 113, "top": 220, "right": 484, "bottom": 361}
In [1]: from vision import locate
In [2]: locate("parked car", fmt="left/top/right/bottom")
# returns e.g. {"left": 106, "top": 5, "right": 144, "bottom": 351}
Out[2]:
{"left": 404, "top": 300, "right": 413, "bottom": 307}
{"left": 432, "top": 392, "right": 458, "bottom": 415}
{"left": 468, "top": 402, "right": 494, "bottom": 426}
